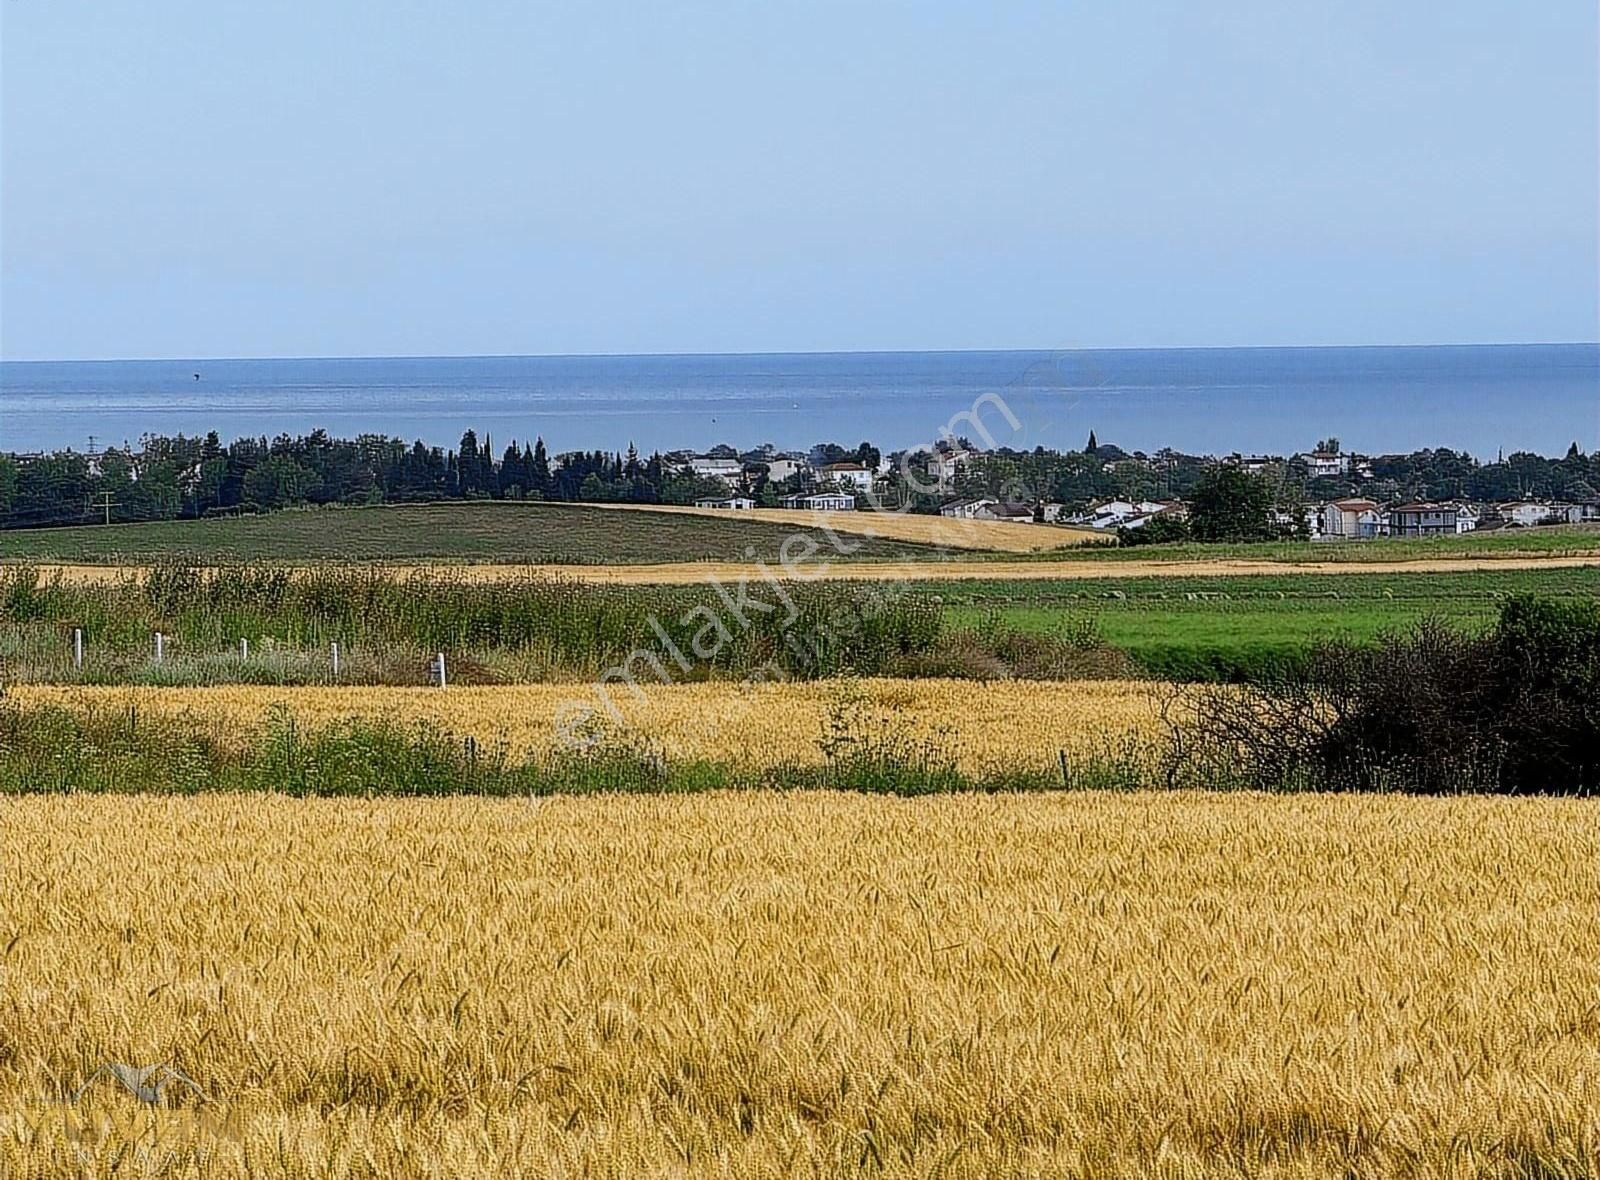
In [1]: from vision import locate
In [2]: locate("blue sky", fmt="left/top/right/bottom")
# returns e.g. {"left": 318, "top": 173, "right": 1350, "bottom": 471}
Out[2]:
{"left": 2, "top": 1, "right": 1596, "bottom": 360}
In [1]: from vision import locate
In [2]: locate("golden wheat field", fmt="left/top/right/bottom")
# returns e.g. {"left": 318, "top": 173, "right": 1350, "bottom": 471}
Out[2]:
{"left": 0, "top": 792, "right": 1595, "bottom": 1179}
{"left": 586, "top": 502, "right": 1102, "bottom": 552}
{"left": 10, "top": 679, "right": 1159, "bottom": 774}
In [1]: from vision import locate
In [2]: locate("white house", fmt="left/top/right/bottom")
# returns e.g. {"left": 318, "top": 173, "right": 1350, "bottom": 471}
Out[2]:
{"left": 1320, "top": 498, "right": 1383, "bottom": 539}
{"left": 762, "top": 457, "right": 806, "bottom": 483}
{"left": 818, "top": 461, "right": 875, "bottom": 494}
{"left": 694, "top": 496, "right": 755, "bottom": 510}
{"left": 1300, "top": 451, "right": 1351, "bottom": 479}
{"left": 939, "top": 497, "right": 994, "bottom": 519}
{"left": 923, "top": 446, "right": 972, "bottom": 488}
{"left": 687, "top": 456, "right": 744, "bottom": 484}
{"left": 1500, "top": 501, "right": 1563, "bottom": 527}
{"left": 1069, "top": 499, "right": 1174, "bottom": 531}
{"left": 783, "top": 492, "right": 856, "bottom": 511}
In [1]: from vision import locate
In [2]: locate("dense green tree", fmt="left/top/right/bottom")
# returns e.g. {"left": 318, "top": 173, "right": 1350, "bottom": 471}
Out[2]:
{"left": 0, "top": 457, "right": 19, "bottom": 519}
{"left": 242, "top": 455, "right": 322, "bottom": 509}
{"left": 1189, "top": 465, "right": 1278, "bottom": 542}
{"left": 530, "top": 438, "right": 551, "bottom": 495}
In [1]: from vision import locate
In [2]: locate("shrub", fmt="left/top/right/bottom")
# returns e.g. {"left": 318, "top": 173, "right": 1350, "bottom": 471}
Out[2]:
{"left": 1166, "top": 595, "right": 1600, "bottom": 794}
{"left": 812, "top": 681, "right": 967, "bottom": 794}
{"left": 1489, "top": 594, "right": 1600, "bottom": 788}
{"left": 1115, "top": 514, "right": 1191, "bottom": 547}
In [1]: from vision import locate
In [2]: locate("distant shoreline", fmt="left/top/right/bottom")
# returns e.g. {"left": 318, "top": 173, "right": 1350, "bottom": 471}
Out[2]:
{"left": 4, "top": 340, "right": 1598, "bottom": 367}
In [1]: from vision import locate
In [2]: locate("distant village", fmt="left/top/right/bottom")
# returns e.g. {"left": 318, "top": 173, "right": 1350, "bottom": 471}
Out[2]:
{"left": 671, "top": 438, "right": 1600, "bottom": 540}
{"left": 4, "top": 428, "right": 1598, "bottom": 539}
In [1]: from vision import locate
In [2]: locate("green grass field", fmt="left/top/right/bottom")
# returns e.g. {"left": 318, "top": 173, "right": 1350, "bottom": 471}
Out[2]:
{"left": 937, "top": 566, "right": 1600, "bottom": 678}
{"left": 0, "top": 502, "right": 947, "bottom": 564}
{"left": 1022, "top": 523, "right": 1600, "bottom": 564}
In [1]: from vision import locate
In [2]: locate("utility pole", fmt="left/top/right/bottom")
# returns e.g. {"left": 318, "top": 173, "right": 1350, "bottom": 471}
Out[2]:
{"left": 94, "top": 492, "right": 117, "bottom": 526}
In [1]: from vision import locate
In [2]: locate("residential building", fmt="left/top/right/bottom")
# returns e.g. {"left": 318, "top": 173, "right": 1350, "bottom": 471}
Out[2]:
{"left": 818, "top": 461, "right": 875, "bottom": 494}
{"left": 1320, "top": 498, "right": 1383, "bottom": 539}
{"left": 783, "top": 492, "right": 856, "bottom": 511}
{"left": 686, "top": 455, "right": 744, "bottom": 484}
{"left": 762, "top": 457, "right": 805, "bottom": 483}
{"left": 924, "top": 445, "right": 972, "bottom": 488}
{"left": 1387, "top": 502, "right": 1459, "bottom": 538}
{"left": 1299, "top": 451, "right": 1351, "bottom": 479}
{"left": 1068, "top": 499, "right": 1175, "bottom": 531}
{"left": 974, "top": 501, "right": 1034, "bottom": 523}
{"left": 1501, "top": 501, "right": 1563, "bottom": 527}
{"left": 939, "top": 497, "right": 994, "bottom": 520}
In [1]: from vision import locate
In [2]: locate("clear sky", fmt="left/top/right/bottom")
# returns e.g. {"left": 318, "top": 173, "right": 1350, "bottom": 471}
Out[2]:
{"left": 2, "top": 1, "right": 1596, "bottom": 361}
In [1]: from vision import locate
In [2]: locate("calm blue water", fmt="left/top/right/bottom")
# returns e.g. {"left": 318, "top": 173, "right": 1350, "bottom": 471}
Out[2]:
{"left": 2, "top": 345, "right": 1595, "bottom": 458}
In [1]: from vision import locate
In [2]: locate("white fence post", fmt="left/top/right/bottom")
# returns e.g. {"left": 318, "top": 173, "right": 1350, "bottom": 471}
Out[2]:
{"left": 331, "top": 642, "right": 341, "bottom": 676}
{"left": 240, "top": 637, "right": 249, "bottom": 659}
{"left": 436, "top": 652, "right": 447, "bottom": 689}
{"left": 154, "top": 632, "right": 164, "bottom": 663}
{"left": 73, "top": 628, "right": 83, "bottom": 669}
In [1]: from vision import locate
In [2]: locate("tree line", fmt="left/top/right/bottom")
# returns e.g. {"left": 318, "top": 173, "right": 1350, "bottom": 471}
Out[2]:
{"left": 1, "top": 424, "right": 1594, "bottom": 530}
{"left": 0, "top": 430, "right": 748, "bottom": 529}
{"left": 933, "top": 438, "right": 1599, "bottom": 515}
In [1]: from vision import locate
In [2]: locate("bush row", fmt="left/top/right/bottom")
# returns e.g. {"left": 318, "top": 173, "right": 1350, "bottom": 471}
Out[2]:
{"left": 1165, "top": 595, "right": 1600, "bottom": 794}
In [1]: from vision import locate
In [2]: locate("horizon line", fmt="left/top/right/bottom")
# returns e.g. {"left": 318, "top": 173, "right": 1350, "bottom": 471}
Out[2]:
{"left": 3, "top": 340, "right": 1597, "bottom": 367}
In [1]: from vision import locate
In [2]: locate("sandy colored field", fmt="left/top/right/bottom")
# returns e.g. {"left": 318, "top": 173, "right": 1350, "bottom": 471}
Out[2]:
{"left": 17, "top": 552, "right": 1600, "bottom": 587}
{"left": 587, "top": 501, "right": 1101, "bottom": 552}
{"left": 14, "top": 679, "right": 1158, "bottom": 774}
{"left": 1, "top": 792, "right": 1594, "bottom": 1178}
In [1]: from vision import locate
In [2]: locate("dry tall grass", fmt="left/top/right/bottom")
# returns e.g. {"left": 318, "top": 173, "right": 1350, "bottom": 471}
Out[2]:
{"left": 16, "top": 553, "right": 1600, "bottom": 586}
{"left": 10, "top": 679, "right": 1159, "bottom": 774}
{"left": 0, "top": 792, "right": 1594, "bottom": 1178}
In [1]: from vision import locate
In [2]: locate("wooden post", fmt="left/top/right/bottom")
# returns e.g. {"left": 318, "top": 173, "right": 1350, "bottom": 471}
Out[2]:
{"left": 436, "top": 652, "right": 447, "bottom": 689}
{"left": 73, "top": 628, "right": 83, "bottom": 670}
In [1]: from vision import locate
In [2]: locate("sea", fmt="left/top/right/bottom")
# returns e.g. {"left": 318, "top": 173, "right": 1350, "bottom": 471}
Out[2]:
{"left": 1, "top": 344, "right": 1595, "bottom": 459}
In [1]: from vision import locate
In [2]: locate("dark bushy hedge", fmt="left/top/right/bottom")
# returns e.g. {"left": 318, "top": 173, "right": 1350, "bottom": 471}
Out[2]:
{"left": 1172, "top": 595, "right": 1600, "bottom": 794}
